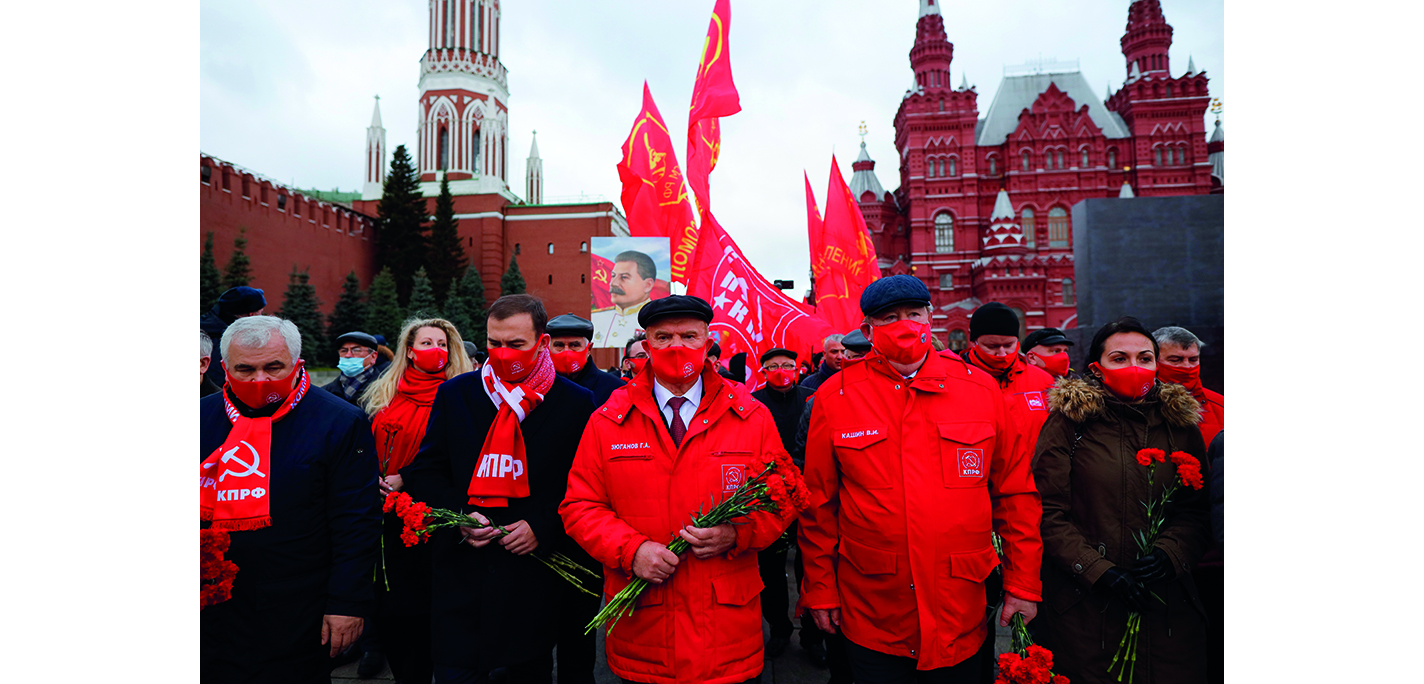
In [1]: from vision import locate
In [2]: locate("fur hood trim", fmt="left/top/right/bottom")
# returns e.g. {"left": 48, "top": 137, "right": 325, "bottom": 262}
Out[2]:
{"left": 1048, "top": 376, "right": 1202, "bottom": 427}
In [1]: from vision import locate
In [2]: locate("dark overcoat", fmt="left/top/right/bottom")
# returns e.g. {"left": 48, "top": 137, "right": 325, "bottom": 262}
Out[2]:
{"left": 400, "top": 373, "right": 595, "bottom": 671}
{"left": 199, "top": 385, "right": 381, "bottom": 684}
{"left": 569, "top": 362, "right": 625, "bottom": 409}
{"left": 1032, "top": 377, "right": 1210, "bottom": 684}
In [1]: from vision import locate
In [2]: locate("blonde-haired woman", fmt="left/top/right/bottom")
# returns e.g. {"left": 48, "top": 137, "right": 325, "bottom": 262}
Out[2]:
{"left": 362, "top": 317, "right": 472, "bottom": 684}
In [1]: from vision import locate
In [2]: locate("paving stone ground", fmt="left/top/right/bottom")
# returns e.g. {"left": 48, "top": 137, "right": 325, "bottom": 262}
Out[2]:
{"left": 331, "top": 554, "right": 1012, "bottom": 684}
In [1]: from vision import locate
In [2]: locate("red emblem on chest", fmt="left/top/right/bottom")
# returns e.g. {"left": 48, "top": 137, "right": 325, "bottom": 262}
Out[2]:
{"left": 722, "top": 464, "right": 746, "bottom": 492}
{"left": 1024, "top": 391, "right": 1046, "bottom": 411}
{"left": 958, "top": 448, "right": 984, "bottom": 478}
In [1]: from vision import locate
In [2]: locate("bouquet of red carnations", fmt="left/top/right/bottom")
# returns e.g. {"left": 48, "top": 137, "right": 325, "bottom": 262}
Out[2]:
{"left": 383, "top": 491, "right": 600, "bottom": 595}
{"left": 995, "top": 613, "right": 1069, "bottom": 684}
{"left": 1107, "top": 448, "right": 1205, "bottom": 683}
{"left": 586, "top": 450, "right": 811, "bottom": 634}
{"left": 201, "top": 527, "right": 239, "bottom": 609}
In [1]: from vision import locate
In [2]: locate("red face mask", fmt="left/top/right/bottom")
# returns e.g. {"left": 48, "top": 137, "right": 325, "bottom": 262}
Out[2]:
{"left": 971, "top": 344, "right": 1017, "bottom": 371}
{"left": 1035, "top": 352, "right": 1071, "bottom": 378}
{"left": 626, "top": 357, "right": 648, "bottom": 376}
{"left": 763, "top": 367, "right": 797, "bottom": 389}
{"left": 488, "top": 337, "right": 547, "bottom": 383}
{"left": 869, "top": 319, "right": 932, "bottom": 365}
{"left": 649, "top": 342, "right": 706, "bottom": 385}
{"left": 226, "top": 360, "right": 303, "bottom": 408}
{"left": 410, "top": 346, "right": 449, "bottom": 374}
{"left": 552, "top": 349, "right": 589, "bottom": 375}
{"left": 1156, "top": 362, "right": 1203, "bottom": 394}
{"left": 1090, "top": 362, "right": 1156, "bottom": 401}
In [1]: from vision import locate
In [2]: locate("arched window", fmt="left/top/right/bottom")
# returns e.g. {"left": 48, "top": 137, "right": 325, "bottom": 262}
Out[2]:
{"left": 1021, "top": 208, "right": 1036, "bottom": 248}
{"left": 926, "top": 159, "right": 935, "bottom": 178}
{"left": 439, "top": 126, "right": 449, "bottom": 170}
{"left": 1022, "top": 151, "right": 1030, "bottom": 172}
{"left": 1177, "top": 146, "right": 1186, "bottom": 165}
{"left": 581, "top": 273, "right": 586, "bottom": 284}
{"left": 1166, "top": 83, "right": 1174, "bottom": 98}
{"left": 934, "top": 212, "right": 954, "bottom": 253}
{"left": 445, "top": 0, "right": 455, "bottom": 47}
{"left": 1008, "top": 307, "right": 1028, "bottom": 338}
{"left": 1048, "top": 207, "right": 1070, "bottom": 248}
{"left": 948, "top": 157, "right": 958, "bottom": 177}
{"left": 1056, "top": 151, "right": 1064, "bottom": 170}
{"left": 1107, "top": 148, "right": 1117, "bottom": 169}
{"left": 1154, "top": 147, "right": 1162, "bottom": 166}
{"left": 580, "top": 241, "right": 588, "bottom": 253}
{"left": 1081, "top": 149, "right": 1090, "bottom": 168}
{"left": 988, "top": 156, "right": 998, "bottom": 175}
{"left": 1062, "top": 278, "right": 1075, "bottom": 305}
{"left": 515, "top": 243, "right": 521, "bottom": 255}
{"left": 472, "top": 128, "right": 481, "bottom": 174}
{"left": 939, "top": 273, "right": 953, "bottom": 289}
{"left": 547, "top": 242, "right": 554, "bottom": 254}
{"left": 948, "top": 329, "right": 968, "bottom": 352}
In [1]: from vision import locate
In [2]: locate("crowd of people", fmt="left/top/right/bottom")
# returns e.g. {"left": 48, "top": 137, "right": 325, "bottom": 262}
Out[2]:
{"left": 199, "top": 274, "right": 1224, "bottom": 684}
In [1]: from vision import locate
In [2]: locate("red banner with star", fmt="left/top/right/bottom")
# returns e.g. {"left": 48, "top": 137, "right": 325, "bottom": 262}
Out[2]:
{"left": 814, "top": 156, "right": 883, "bottom": 331}
{"left": 617, "top": 83, "right": 700, "bottom": 284}
{"left": 686, "top": 0, "right": 740, "bottom": 216}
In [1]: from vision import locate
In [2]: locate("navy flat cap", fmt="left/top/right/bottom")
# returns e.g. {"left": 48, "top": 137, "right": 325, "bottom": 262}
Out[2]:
{"left": 333, "top": 331, "right": 378, "bottom": 350}
{"left": 637, "top": 295, "right": 714, "bottom": 328}
{"left": 1023, "top": 327, "right": 1073, "bottom": 350}
{"left": 547, "top": 314, "right": 596, "bottom": 339}
{"left": 841, "top": 329, "right": 872, "bottom": 352}
{"left": 759, "top": 347, "right": 797, "bottom": 365}
{"left": 859, "top": 275, "right": 931, "bottom": 316}
{"left": 217, "top": 286, "right": 266, "bottom": 318}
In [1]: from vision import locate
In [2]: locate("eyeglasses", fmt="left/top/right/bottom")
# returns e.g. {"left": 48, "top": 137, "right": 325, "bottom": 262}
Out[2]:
{"left": 764, "top": 363, "right": 797, "bottom": 371}
{"left": 337, "top": 347, "right": 373, "bottom": 358}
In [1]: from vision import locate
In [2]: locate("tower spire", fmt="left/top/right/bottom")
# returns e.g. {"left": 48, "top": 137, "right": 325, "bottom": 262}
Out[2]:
{"left": 525, "top": 130, "right": 543, "bottom": 204}
{"left": 1120, "top": 0, "right": 1173, "bottom": 79}
{"left": 919, "top": 0, "right": 942, "bottom": 17}
{"left": 362, "top": 95, "right": 386, "bottom": 201}
{"left": 910, "top": 0, "right": 954, "bottom": 91}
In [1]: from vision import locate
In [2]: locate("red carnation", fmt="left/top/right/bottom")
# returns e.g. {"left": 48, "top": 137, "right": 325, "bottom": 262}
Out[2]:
{"left": 1135, "top": 448, "right": 1165, "bottom": 466}
{"left": 1026, "top": 644, "right": 1053, "bottom": 670}
{"left": 1168, "top": 451, "right": 1205, "bottom": 490}
{"left": 1053, "top": 676, "right": 1069, "bottom": 684}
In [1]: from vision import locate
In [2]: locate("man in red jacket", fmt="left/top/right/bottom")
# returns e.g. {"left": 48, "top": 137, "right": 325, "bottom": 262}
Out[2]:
{"left": 962, "top": 302, "right": 1057, "bottom": 451}
{"left": 560, "top": 295, "right": 795, "bottom": 684}
{"left": 800, "top": 276, "right": 1043, "bottom": 683}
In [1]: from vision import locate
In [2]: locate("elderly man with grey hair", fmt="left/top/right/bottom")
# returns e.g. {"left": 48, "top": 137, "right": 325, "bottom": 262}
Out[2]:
{"left": 201, "top": 331, "right": 221, "bottom": 398}
{"left": 200, "top": 315, "right": 381, "bottom": 683}
{"left": 799, "top": 333, "right": 847, "bottom": 392}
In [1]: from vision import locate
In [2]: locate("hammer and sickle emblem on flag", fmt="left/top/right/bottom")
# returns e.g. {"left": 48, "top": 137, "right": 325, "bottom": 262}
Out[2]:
{"left": 219, "top": 441, "right": 265, "bottom": 482}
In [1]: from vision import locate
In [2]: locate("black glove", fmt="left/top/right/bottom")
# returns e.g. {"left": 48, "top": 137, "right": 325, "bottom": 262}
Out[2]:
{"left": 1094, "top": 566, "right": 1148, "bottom": 612}
{"left": 1129, "top": 550, "right": 1172, "bottom": 584}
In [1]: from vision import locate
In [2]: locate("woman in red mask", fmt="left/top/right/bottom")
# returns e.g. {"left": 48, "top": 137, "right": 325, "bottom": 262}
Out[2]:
{"left": 359, "top": 318, "right": 474, "bottom": 684}
{"left": 1030, "top": 316, "right": 1211, "bottom": 684}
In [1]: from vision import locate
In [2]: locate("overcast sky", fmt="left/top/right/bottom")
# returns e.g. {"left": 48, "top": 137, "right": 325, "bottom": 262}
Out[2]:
{"left": 201, "top": 0, "right": 1223, "bottom": 286}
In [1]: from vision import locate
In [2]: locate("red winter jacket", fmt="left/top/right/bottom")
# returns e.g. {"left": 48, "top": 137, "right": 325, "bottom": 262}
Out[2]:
{"left": 799, "top": 351, "right": 1043, "bottom": 670}
{"left": 1197, "top": 388, "right": 1224, "bottom": 448}
{"left": 560, "top": 362, "right": 794, "bottom": 684}
{"left": 964, "top": 350, "right": 1057, "bottom": 458}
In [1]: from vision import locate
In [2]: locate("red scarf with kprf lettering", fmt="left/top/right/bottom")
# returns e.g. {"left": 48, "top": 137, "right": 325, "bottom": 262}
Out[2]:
{"left": 469, "top": 347, "right": 555, "bottom": 507}
{"left": 200, "top": 366, "right": 312, "bottom": 530}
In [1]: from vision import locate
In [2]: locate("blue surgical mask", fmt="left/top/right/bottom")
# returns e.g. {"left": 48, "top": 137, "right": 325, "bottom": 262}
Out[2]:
{"left": 337, "top": 357, "right": 367, "bottom": 377}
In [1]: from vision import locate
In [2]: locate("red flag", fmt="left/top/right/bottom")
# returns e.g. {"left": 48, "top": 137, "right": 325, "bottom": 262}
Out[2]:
{"left": 804, "top": 170, "right": 825, "bottom": 289}
{"left": 814, "top": 156, "right": 883, "bottom": 331}
{"left": 688, "top": 209, "right": 836, "bottom": 382}
{"left": 686, "top": 0, "right": 740, "bottom": 216}
{"left": 617, "top": 83, "right": 701, "bottom": 284}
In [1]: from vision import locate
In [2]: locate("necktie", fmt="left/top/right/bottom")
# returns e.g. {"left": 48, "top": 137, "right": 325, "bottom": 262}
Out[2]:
{"left": 667, "top": 396, "right": 688, "bottom": 448}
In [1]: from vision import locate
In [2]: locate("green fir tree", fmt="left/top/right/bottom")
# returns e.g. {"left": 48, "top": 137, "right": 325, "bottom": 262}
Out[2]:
{"left": 500, "top": 255, "right": 526, "bottom": 296}
{"left": 426, "top": 175, "right": 467, "bottom": 303}
{"left": 364, "top": 266, "right": 405, "bottom": 344}
{"left": 278, "top": 266, "right": 327, "bottom": 364}
{"left": 326, "top": 270, "right": 369, "bottom": 357}
{"left": 443, "top": 266, "right": 489, "bottom": 348}
{"left": 200, "top": 232, "right": 224, "bottom": 313}
{"left": 375, "top": 144, "right": 430, "bottom": 303}
{"left": 223, "top": 228, "right": 254, "bottom": 289}
{"left": 406, "top": 267, "right": 440, "bottom": 320}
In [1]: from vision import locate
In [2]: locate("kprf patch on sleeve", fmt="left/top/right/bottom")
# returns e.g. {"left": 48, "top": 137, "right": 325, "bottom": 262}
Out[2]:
{"left": 958, "top": 448, "right": 984, "bottom": 478}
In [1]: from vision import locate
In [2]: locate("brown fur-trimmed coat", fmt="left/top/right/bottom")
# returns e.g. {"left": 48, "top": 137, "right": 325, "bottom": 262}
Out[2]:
{"left": 1031, "top": 376, "right": 1211, "bottom": 684}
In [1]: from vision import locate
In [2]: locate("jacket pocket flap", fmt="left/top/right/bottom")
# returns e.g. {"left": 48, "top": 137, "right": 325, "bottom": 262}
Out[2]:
{"left": 949, "top": 547, "right": 1001, "bottom": 582}
{"left": 609, "top": 453, "right": 653, "bottom": 461}
{"left": 711, "top": 572, "right": 764, "bottom": 606}
{"left": 841, "top": 537, "right": 897, "bottom": 576}
{"left": 832, "top": 426, "right": 889, "bottom": 450}
{"left": 938, "top": 421, "right": 995, "bottom": 445}
{"left": 712, "top": 450, "right": 753, "bottom": 458}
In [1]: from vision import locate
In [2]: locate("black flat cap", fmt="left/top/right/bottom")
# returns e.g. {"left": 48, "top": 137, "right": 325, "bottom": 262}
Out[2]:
{"left": 217, "top": 286, "right": 266, "bottom": 318}
{"left": 333, "top": 331, "right": 378, "bottom": 350}
{"left": 759, "top": 347, "right": 797, "bottom": 365}
{"left": 969, "top": 302, "right": 1020, "bottom": 340}
{"left": 842, "top": 329, "right": 872, "bottom": 352}
{"left": 463, "top": 340, "right": 479, "bottom": 359}
{"left": 1023, "top": 327, "right": 1073, "bottom": 350}
{"left": 547, "top": 314, "right": 595, "bottom": 339}
{"left": 860, "top": 275, "right": 931, "bottom": 316}
{"left": 637, "top": 295, "right": 714, "bottom": 328}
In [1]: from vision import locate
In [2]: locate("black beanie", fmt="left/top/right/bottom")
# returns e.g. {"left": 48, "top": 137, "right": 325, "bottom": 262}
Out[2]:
{"left": 969, "top": 302, "right": 1020, "bottom": 341}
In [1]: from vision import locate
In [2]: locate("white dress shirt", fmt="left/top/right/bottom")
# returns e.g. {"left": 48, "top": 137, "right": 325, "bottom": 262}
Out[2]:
{"left": 652, "top": 375, "right": 704, "bottom": 430}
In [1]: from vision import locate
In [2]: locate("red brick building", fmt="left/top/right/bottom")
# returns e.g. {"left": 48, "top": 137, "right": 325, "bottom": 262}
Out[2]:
{"left": 200, "top": 0, "right": 628, "bottom": 361}
{"left": 853, "top": 0, "right": 1223, "bottom": 350}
